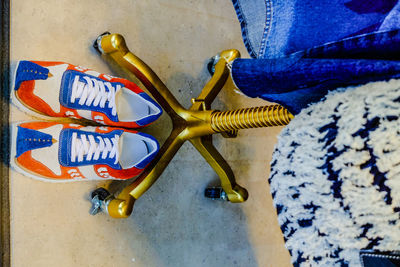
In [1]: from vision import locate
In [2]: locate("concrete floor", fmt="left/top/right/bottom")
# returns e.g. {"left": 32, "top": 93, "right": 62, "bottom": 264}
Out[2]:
{"left": 10, "top": 0, "right": 292, "bottom": 266}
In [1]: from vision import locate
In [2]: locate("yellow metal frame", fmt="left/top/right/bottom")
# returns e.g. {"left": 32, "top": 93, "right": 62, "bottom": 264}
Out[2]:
{"left": 94, "top": 33, "right": 293, "bottom": 218}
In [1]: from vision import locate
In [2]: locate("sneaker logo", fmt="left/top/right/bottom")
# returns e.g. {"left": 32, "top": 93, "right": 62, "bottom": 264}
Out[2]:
{"left": 94, "top": 115, "right": 105, "bottom": 124}
{"left": 98, "top": 126, "right": 109, "bottom": 131}
{"left": 74, "top": 65, "right": 88, "bottom": 72}
{"left": 67, "top": 169, "right": 83, "bottom": 179}
{"left": 97, "top": 167, "right": 115, "bottom": 179}
{"left": 103, "top": 74, "right": 116, "bottom": 81}
{"left": 84, "top": 70, "right": 101, "bottom": 77}
{"left": 65, "top": 111, "right": 77, "bottom": 118}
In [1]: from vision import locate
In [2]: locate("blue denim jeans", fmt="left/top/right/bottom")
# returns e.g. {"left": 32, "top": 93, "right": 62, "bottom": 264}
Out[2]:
{"left": 232, "top": 0, "right": 400, "bottom": 59}
{"left": 230, "top": 0, "right": 400, "bottom": 114}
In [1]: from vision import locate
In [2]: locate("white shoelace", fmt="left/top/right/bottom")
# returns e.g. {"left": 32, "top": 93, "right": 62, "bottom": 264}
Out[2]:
{"left": 70, "top": 75, "right": 121, "bottom": 116}
{"left": 71, "top": 132, "right": 120, "bottom": 164}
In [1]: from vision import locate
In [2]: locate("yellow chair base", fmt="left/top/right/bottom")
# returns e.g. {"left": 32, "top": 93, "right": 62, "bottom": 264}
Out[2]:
{"left": 91, "top": 33, "right": 293, "bottom": 218}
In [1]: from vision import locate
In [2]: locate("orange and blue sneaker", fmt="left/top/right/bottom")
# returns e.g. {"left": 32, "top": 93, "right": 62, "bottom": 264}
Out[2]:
{"left": 10, "top": 121, "right": 159, "bottom": 182}
{"left": 12, "top": 60, "right": 162, "bottom": 128}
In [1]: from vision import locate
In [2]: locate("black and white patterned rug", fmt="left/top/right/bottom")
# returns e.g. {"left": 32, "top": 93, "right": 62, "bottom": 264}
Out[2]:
{"left": 269, "top": 80, "right": 400, "bottom": 266}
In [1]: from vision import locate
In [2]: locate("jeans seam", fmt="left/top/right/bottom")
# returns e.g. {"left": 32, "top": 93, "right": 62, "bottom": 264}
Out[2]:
{"left": 258, "top": 0, "right": 273, "bottom": 58}
{"left": 303, "top": 29, "right": 400, "bottom": 58}
{"left": 231, "top": 0, "right": 257, "bottom": 58}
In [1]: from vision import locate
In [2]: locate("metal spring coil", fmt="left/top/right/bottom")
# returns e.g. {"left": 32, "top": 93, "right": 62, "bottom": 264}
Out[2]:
{"left": 210, "top": 105, "right": 293, "bottom": 132}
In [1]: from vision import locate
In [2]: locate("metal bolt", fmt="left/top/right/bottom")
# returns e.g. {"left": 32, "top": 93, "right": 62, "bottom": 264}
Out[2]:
{"left": 89, "top": 195, "right": 103, "bottom": 215}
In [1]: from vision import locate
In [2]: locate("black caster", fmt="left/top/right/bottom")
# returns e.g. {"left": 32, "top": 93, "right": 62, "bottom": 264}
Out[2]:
{"left": 207, "top": 54, "right": 221, "bottom": 76}
{"left": 90, "top": 187, "right": 111, "bottom": 215}
{"left": 93, "top": 31, "right": 111, "bottom": 54}
{"left": 204, "top": 187, "right": 228, "bottom": 200}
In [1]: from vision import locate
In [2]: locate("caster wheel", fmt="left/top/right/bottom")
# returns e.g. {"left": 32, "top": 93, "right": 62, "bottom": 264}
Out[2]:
{"left": 93, "top": 31, "right": 111, "bottom": 54}
{"left": 91, "top": 187, "right": 110, "bottom": 201}
{"left": 90, "top": 187, "right": 111, "bottom": 215}
{"left": 207, "top": 54, "right": 220, "bottom": 75}
{"left": 204, "top": 187, "right": 228, "bottom": 200}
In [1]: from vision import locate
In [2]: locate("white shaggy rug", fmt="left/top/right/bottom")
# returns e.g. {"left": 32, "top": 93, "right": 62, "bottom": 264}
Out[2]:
{"left": 269, "top": 80, "right": 400, "bottom": 266}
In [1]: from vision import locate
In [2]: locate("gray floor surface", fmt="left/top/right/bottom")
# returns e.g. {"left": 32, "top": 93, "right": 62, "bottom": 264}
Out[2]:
{"left": 10, "top": 1, "right": 292, "bottom": 266}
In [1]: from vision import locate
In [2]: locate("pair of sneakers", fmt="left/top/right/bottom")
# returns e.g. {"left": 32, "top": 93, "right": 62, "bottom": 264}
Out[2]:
{"left": 11, "top": 61, "right": 162, "bottom": 182}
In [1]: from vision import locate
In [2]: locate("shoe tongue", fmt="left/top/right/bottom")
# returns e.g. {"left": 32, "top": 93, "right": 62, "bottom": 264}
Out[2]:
{"left": 118, "top": 131, "right": 124, "bottom": 157}
{"left": 114, "top": 87, "right": 123, "bottom": 113}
